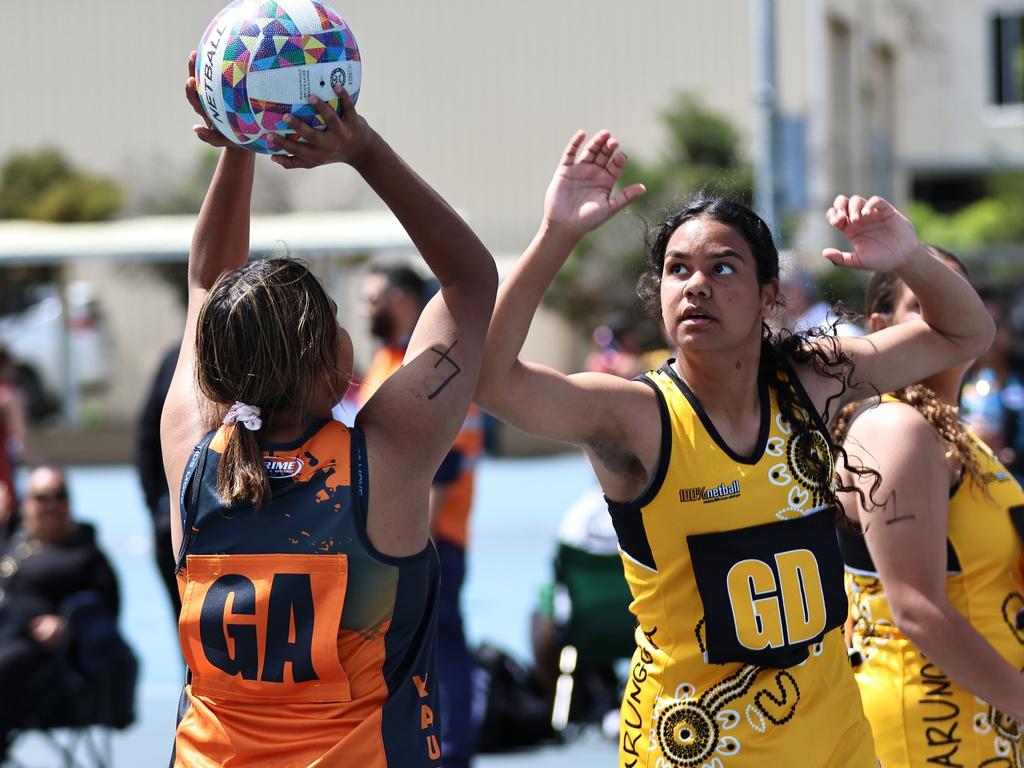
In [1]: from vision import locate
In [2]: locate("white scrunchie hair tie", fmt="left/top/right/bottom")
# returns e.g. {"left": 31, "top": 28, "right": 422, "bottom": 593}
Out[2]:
{"left": 223, "top": 401, "right": 263, "bottom": 431}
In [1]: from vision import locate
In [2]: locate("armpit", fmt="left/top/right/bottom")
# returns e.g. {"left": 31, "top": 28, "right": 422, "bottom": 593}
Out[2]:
{"left": 587, "top": 432, "right": 647, "bottom": 484}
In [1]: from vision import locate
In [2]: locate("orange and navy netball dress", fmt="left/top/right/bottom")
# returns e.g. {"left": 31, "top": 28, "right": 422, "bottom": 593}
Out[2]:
{"left": 841, "top": 401, "right": 1024, "bottom": 768}
{"left": 172, "top": 419, "right": 442, "bottom": 768}
{"left": 610, "top": 361, "right": 877, "bottom": 767}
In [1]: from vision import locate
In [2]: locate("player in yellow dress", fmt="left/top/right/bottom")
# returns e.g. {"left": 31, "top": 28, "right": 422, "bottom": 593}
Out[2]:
{"left": 835, "top": 250, "right": 1024, "bottom": 767}
{"left": 474, "top": 129, "right": 996, "bottom": 767}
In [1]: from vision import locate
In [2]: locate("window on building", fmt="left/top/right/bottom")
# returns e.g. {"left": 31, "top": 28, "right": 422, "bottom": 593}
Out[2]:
{"left": 911, "top": 173, "right": 989, "bottom": 213}
{"left": 992, "top": 11, "right": 1024, "bottom": 105}
{"left": 828, "top": 19, "right": 854, "bottom": 191}
{"left": 871, "top": 44, "right": 896, "bottom": 201}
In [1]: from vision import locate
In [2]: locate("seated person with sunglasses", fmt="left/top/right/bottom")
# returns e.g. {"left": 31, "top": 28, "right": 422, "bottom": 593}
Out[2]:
{"left": 0, "top": 466, "right": 121, "bottom": 760}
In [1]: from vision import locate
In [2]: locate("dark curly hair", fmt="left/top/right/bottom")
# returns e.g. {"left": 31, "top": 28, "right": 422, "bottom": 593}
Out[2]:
{"left": 637, "top": 196, "right": 881, "bottom": 519}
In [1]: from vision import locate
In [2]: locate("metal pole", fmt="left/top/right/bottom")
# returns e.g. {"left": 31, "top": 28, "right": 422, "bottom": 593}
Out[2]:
{"left": 752, "top": 0, "right": 779, "bottom": 239}
{"left": 58, "top": 265, "right": 80, "bottom": 427}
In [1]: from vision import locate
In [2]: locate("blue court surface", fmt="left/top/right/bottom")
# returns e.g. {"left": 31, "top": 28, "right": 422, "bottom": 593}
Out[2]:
{"left": 10, "top": 453, "right": 618, "bottom": 767}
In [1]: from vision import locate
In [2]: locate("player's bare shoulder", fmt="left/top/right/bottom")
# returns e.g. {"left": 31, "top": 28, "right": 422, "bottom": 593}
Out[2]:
{"left": 846, "top": 397, "right": 927, "bottom": 438}
{"left": 841, "top": 397, "right": 944, "bottom": 470}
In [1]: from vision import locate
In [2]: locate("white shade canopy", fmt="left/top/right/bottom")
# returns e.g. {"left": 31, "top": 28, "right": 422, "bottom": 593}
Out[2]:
{"left": 0, "top": 211, "right": 415, "bottom": 265}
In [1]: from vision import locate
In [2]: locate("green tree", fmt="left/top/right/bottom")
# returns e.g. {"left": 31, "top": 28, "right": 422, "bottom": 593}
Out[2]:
{"left": 0, "top": 148, "right": 122, "bottom": 222}
{"left": 908, "top": 171, "right": 1024, "bottom": 253}
{"left": 902, "top": 171, "right": 1024, "bottom": 297}
{"left": 907, "top": 198, "right": 1023, "bottom": 253}
{"left": 545, "top": 94, "right": 753, "bottom": 344}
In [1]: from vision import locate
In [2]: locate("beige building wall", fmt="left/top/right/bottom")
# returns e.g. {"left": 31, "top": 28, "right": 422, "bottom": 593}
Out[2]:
{"left": 5, "top": 1, "right": 967, "bottom": 247}
{"left": 795, "top": 0, "right": 913, "bottom": 250}
{"left": 4, "top": 0, "right": 988, "bottom": 431}
{"left": 898, "top": 0, "right": 1024, "bottom": 171}
{"left": 3, "top": 0, "right": 777, "bottom": 253}
{"left": 65, "top": 261, "right": 186, "bottom": 425}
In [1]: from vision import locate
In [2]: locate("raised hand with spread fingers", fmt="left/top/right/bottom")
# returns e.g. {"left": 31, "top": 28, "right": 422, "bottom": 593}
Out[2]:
{"left": 543, "top": 130, "right": 646, "bottom": 240}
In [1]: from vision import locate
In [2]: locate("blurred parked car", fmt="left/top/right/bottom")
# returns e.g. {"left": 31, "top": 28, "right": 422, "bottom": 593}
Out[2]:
{"left": 0, "top": 282, "right": 112, "bottom": 421}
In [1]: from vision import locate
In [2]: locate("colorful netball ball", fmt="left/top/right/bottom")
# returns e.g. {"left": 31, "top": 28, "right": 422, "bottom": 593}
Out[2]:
{"left": 196, "top": 0, "right": 361, "bottom": 154}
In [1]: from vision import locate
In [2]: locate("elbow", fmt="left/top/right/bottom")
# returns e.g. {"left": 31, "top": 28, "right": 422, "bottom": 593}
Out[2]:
{"left": 955, "top": 293, "right": 997, "bottom": 358}
{"left": 473, "top": 362, "right": 503, "bottom": 412}
{"left": 473, "top": 369, "right": 493, "bottom": 407}
{"left": 473, "top": 387, "right": 497, "bottom": 416}
{"left": 474, "top": 358, "right": 518, "bottom": 418}
{"left": 474, "top": 269, "right": 499, "bottom": 339}
{"left": 933, "top": 295, "right": 996, "bottom": 360}
{"left": 477, "top": 257, "right": 499, "bottom": 305}
{"left": 481, "top": 264, "right": 499, "bottom": 314}
{"left": 888, "top": 593, "right": 947, "bottom": 642}
{"left": 460, "top": 243, "right": 498, "bottom": 287}
{"left": 971, "top": 310, "right": 997, "bottom": 357}
{"left": 452, "top": 253, "right": 498, "bottom": 314}
{"left": 188, "top": 263, "right": 221, "bottom": 293}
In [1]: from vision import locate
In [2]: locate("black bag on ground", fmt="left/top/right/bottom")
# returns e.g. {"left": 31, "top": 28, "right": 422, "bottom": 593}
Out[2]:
{"left": 472, "top": 643, "right": 556, "bottom": 753}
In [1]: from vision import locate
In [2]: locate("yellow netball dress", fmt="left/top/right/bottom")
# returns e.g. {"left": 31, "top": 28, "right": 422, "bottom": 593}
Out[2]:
{"left": 610, "top": 361, "right": 877, "bottom": 768}
{"left": 842, "top": 401, "right": 1024, "bottom": 768}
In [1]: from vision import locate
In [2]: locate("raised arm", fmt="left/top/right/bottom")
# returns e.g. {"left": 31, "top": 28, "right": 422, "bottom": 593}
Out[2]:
{"left": 161, "top": 53, "right": 254, "bottom": 553}
{"left": 473, "top": 133, "right": 653, "bottom": 490}
{"left": 839, "top": 404, "right": 1024, "bottom": 722}
{"left": 800, "top": 196, "right": 994, "bottom": 408}
{"left": 270, "top": 88, "right": 497, "bottom": 553}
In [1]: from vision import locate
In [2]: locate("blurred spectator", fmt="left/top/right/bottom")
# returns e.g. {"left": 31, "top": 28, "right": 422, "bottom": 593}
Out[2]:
{"left": 585, "top": 314, "right": 648, "bottom": 379}
{"left": 0, "top": 466, "right": 121, "bottom": 759}
{"left": 0, "top": 345, "right": 26, "bottom": 541}
{"left": 135, "top": 342, "right": 182, "bottom": 621}
{"left": 781, "top": 267, "right": 863, "bottom": 337}
{"left": 358, "top": 264, "right": 430, "bottom": 396}
{"left": 961, "top": 294, "right": 1024, "bottom": 479}
{"left": 358, "top": 264, "right": 483, "bottom": 768}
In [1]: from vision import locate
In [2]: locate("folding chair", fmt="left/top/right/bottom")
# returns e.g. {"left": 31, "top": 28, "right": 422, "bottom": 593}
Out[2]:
{"left": 8, "top": 592, "right": 138, "bottom": 768}
{"left": 549, "top": 543, "right": 635, "bottom": 731}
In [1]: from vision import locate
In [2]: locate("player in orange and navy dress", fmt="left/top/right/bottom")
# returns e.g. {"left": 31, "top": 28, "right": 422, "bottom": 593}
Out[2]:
{"left": 159, "top": 55, "right": 496, "bottom": 768}
{"left": 358, "top": 265, "right": 484, "bottom": 768}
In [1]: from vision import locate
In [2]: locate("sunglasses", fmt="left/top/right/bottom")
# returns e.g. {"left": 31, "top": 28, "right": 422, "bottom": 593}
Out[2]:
{"left": 31, "top": 489, "right": 68, "bottom": 503}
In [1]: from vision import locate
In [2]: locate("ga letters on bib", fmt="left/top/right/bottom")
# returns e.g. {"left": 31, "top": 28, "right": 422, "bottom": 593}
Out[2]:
{"left": 181, "top": 553, "right": 351, "bottom": 703}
